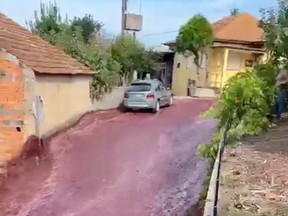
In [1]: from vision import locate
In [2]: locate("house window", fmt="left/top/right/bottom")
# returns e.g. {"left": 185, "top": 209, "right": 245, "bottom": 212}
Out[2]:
{"left": 177, "top": 63, "right": 181, "bottom": 68}
{"left": 226, "top": 51, "right": 241, "bottom": 70}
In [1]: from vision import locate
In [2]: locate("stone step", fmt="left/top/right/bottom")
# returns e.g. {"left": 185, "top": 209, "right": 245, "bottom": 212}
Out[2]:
{"left": 193, "top": 87, "right": 218, "bottom": 98}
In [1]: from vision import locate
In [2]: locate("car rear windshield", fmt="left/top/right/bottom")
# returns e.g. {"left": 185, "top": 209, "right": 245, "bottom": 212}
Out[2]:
{"left": 128, "top": 83, "right": 151, "bottom": 92}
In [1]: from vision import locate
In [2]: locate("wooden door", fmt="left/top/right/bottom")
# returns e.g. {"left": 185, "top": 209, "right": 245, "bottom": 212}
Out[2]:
{"left": 0, "top": 59, "right": 24, "bottom": 160}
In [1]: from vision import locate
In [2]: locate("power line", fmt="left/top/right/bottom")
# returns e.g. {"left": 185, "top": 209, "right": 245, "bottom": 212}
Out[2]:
{"left": 141, "top": 30, "right": 178, "bottom": 37}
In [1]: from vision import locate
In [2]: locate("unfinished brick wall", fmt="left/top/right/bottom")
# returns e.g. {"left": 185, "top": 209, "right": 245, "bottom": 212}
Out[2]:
{"left": 0, "top": 50, "right": 37, "bottom": 162}
{"left": 0, "top": 57, "right": 25, "bottom": 161}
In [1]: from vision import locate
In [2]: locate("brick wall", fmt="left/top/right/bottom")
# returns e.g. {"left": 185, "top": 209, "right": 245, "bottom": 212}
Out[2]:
{"left": 0, "top": 53, "right": 25, "bottom": 160}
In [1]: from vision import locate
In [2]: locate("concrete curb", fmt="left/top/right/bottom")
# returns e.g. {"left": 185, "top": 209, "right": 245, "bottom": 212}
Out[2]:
{"left": 203, "top": 120, "right": 230, "bottom": 216}
{"left": 173, "top": 96, "right": 217, "bottom": 100}
{"left": 202, "top": 150, "right": 221, "bottom": 216}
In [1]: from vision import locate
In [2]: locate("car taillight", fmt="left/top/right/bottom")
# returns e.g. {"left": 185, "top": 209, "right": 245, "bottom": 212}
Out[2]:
{"left": 146, "top": 93, "right": 155, "bottom": 99}
{"left": 124, "top": 92, "right": 129, "bottom": 98}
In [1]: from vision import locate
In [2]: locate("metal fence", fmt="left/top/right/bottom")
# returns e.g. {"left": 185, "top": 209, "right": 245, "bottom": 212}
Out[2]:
{"left": 203, "top": 119, "right": 232, "bottom": 216}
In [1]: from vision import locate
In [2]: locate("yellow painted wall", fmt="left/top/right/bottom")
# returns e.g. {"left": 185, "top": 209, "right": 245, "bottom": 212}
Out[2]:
{"left": 172, "top": 47, "right": 262, "bottom": 95}
{"left": 260, "top": 52, "right": 269, "bottom": 64}
{"left": 34, "top": 75, "right": 126, "bottom": 138}
{"left": 35, "top": 74, "right": 93, "bottom": 137}
{"left": 207, "top": 48, "right": 252, "bottom": 88}
{"left": 171, "top": 53, "right": 205, "bottom": 96}
{"left": 0, "top": 51, "right": 126, "bottom": 162}
{"left": 207, "top": 48, "right": 225, "bottom": 88}
{"left": 0, "top": 51, "right": 94, "bottom": 160}
{"left": 222, "top": 51, "right": 255, "bottom": 85}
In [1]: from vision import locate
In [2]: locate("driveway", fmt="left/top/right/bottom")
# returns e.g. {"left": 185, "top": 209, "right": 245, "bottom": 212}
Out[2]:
{"left": 0, "top": 98, "right": 216, "bottom": 216}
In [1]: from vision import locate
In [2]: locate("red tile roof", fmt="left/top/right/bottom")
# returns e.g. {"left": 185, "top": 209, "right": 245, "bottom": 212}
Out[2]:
{"left": 164, "top": 13, "right": 263, "bottom": 45}
{"left": 213, "top": 13, "right": 262, "bottom": 42}
{"left": 0, "top": 13, "right": 92, "bottom": 75}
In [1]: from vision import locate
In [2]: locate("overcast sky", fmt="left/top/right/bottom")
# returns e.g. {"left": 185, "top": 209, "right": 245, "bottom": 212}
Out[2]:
{"left": 1, "top": 0, "right": 278, "bottom": 47}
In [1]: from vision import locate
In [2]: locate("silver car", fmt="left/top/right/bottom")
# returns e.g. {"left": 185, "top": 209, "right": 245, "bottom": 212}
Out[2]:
{"left": 123, "top": 79, "right": 173, "bottom": 113}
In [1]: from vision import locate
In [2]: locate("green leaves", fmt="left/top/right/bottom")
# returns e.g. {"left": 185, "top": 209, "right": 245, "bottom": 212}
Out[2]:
{"left": 71, "top": 14, "right": 103, "bottom": 43}
{"left": 176, "top": 14, "right": 213, "bottom": 65}
{"left": 230, "top": 8, "right": 240, "bottom": 16}
{"left": 199, "top": 3, "right": 284, "bottom": 160}
{"left": 27, "top": 1, "right": 63, "bottom": 43}
{"left": 28, "top": 1, "right": 120, "bottom": 99}
{"left": 28, "top": 1, "right": 160, "bottom": 98}
{"left": 111, "top": 35, "right": 161, "bottom": 80}
{"left": 219, "top": 71, "right": 272, "bottom": 135}
{"left": 260, "top": 0, "right": 288, "bottom": 66}
{"left": 199, "top": 65, "right": 275, "bottom": 159}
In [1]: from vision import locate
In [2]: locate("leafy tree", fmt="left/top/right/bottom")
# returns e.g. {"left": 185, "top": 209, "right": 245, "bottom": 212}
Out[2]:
{"left": 71, "top": 14, "right": 103, "bottom": 43}
{"left": 199, "top": 68, "right": 274, "bottom": 159}
{"left": 230, "top": 8, "right": 239, "bottom": 16}
{"left": 27, "top": 1, "right": 120, "bottom": 99}
{"left": 136, "top": 50, "right": 162, "bottom": 75}
{"left": 176, "top": 14, "right": 213, "bottom": 65}
{"left": 111, "top": 35, "right": 160, "bottom": 83}
{"left": 198, "top": 4, "right": 283, "bottom": 160}
{"left": 259, "top": 0, "right": 288, "bottom": 66}
{"left": 111, "top": 35, "right": 139, "bottom": 81}
{"left": 28, "top": 1, "right": 160, "bottom": 96}
{"left": 27, "top": 2, "right": 104, "bottom": 45}
{"left": 27, "top": 1, "right": 64, "bottom": 44}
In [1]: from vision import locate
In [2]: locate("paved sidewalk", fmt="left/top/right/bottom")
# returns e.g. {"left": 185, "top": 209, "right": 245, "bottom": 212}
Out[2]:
{"left": 219, "top": 120, "right": 288, "bottom": 216}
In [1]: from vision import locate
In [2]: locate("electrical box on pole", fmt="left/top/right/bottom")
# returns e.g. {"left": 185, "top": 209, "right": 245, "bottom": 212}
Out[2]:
{"left": 124, "top": 13, "right": 143, "bottom": 32}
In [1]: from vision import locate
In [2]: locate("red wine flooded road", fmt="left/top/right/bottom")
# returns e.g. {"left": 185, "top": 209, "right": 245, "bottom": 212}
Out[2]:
{"left": 0, "top": 98, "right": 216, "bottom": 216}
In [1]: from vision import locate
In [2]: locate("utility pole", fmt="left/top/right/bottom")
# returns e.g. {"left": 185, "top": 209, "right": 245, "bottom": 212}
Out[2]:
{"left": 121, "top": 0, "right": 128, "bottom": 36}
{"left": 133, "top": 31, "right": 136, "bottom": 40}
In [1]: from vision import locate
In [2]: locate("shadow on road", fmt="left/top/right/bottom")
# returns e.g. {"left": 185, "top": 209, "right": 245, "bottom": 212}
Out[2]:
{"left": 185, "top": 202, "right": 203, "bottom": 216}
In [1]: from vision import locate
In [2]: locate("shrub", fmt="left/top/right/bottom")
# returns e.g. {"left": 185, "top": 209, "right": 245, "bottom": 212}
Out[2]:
{"left": 199, "top": 65, "right": 275, "bottom": 159}
{"left": 253, "top": 63, "right": 278, "bottom": 88}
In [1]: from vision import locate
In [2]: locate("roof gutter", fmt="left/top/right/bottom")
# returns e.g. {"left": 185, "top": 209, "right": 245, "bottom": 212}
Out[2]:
{"left": 163, "top": 39, "right": 264, "bottom": 46}
{"left": 214, "top": 38, "right": 264, "bottom": 45}
{"left": 34, "top": 71, "right": 94, "bottom": 76}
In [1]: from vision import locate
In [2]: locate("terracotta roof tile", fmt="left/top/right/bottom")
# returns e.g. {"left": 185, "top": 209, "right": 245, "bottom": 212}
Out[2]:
{"left": 213, "top": 13, "right": 263, "bottom": 42}
{"left": 164, "top": 13, "right": 263, "bottom": 45}
{"left": 0, "top": 13, "right": 92, "bottom": 75}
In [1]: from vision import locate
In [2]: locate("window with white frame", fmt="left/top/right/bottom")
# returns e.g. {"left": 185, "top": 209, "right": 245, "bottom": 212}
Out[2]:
{"left": 226, "top": 50, "right": 241, "bottom": 70}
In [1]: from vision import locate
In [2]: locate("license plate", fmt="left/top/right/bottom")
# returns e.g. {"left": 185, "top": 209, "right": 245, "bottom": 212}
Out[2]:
{"left": 134, "top": 94, "right": 143, "bottom": 97}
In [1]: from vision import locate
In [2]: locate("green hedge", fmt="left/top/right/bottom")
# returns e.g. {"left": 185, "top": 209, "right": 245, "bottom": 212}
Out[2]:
{"left": 198, "top": 64, "right": 277, "bottom": 160}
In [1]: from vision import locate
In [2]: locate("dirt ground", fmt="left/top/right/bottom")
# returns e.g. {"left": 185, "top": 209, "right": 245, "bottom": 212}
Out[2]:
{"left": 219, "top": 121, "right": 288, "bottom": 216}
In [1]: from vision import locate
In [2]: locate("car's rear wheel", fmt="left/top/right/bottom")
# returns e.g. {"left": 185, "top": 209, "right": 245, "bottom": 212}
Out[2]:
{"left": 123, "top": 107, "right": 131, "bottom": 113}
{"left": 153, "top": 100, "right": 160, "bottom": 113}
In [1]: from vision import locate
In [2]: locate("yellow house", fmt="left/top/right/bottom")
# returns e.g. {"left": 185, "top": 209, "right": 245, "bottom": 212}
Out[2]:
{"left": 164, "top": 13, "right": 266, "bottom": 96}
{"left": 0, "top": 13, "right": 94, "bottom": 161}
